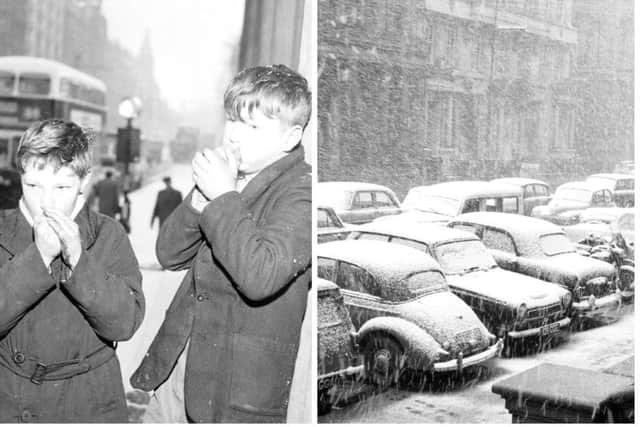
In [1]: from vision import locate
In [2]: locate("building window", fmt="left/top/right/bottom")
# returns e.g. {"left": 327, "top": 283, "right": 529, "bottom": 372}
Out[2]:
{"left": 428, "top": 93, "right": 454, "bottom": 149}
{"left": 415, "top": 14, "right": 433, "bottom": 62}
{"left": 446, "top": 27, "right": 457, "bottom": 67}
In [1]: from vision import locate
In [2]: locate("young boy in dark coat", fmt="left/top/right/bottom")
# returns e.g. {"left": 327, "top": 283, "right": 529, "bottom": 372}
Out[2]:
{"left": 131, "top": 64, "right": 312, "bottom": 423}
{"left": 0, "top": 120, "right": 145, "bottom": 422}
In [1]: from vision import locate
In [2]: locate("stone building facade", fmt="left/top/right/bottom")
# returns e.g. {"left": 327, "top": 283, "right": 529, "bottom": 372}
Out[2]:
{"left": 571, "top": 0, "right": 633, "bottom": 173}
{"left": 319, "top": 0, "right": 580, "bottom": 196}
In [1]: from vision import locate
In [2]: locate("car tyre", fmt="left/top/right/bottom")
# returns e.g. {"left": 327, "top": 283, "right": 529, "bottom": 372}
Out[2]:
{"left": 363, "top": 334, "right": 404, "bottom": 389}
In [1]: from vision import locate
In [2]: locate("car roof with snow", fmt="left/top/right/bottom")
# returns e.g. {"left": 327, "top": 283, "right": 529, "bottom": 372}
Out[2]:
{"left": 317, "top": 181, "right": 397, "bottom": 194}
{"left": 491, "top": 177, "right": 548, "bottom": 187}
{"left": 355, "top": 221, "right": 480, "bottom": 245}
{"left": 317, "top": 239, "right": 443, "bottom": 280}
{"left": 556, "top": 180, "right": 610, "bottom": 192}
{"left": 587, "top": 173, "right": 634, "bottom": 180}
{"left": 449, "top": 212, "right": 572, "bottom": 255}
{"left": 406, "top": 180, "right": 520, "bottom": 199}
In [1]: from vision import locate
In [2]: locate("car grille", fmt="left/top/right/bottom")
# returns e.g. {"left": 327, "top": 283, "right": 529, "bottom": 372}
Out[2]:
{"left": 580, "top": 276, "right": 615, "bottom": 298}
{"left": 452, "top": 327, "right": 486, "bottom": 356}
{"left": 519, "top": 302, "right": 564, "bottom": 330}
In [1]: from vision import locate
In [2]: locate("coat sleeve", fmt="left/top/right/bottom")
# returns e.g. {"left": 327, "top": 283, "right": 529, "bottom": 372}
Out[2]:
{"left": 198, "top": 173, "right": 311, "bottom": 302}
{"left": 155, "top": 188, "right": 205, "bottom": 271}
{"left": 0, "top": 244, "right": 57, "bottom": 337}
{"left": 62, "top": 223, "right": 144, "bottom": 342}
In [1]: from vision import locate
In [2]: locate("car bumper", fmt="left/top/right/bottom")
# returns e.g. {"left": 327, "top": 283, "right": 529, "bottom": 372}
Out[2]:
{"left": 507, "top": 317, "right": 571, "bottom": 339}
{"left": 572, "top": 292, "right": 622, "bottom": 316}
{"left": 432, "top": 339, "right": 503, "bottom": 373}
{"left": 317, "top": 364, "right": 365, "bottom": 382}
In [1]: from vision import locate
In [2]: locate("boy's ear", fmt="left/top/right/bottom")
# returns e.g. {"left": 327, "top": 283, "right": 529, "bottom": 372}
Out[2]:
{"left": 281, "top": 125, "right": 303, "bottom": 152}
{"left": 80, "top": 171, "right": 92, "bottom": 194}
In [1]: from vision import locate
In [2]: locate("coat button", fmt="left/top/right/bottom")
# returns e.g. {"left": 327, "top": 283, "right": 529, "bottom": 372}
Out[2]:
{"left": 196, "top": 293, "right": 208, "bottom": 302}
{"left": 21, "top": 410, "right": 32, "bottom": 422}
{"left": 13, "top": 352, "right": 25, "bottom": 364}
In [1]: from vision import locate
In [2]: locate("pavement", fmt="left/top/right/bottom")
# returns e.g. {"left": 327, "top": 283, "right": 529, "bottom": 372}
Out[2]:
{"left": 113, "top": 163, "right": 193, "bottom": 421}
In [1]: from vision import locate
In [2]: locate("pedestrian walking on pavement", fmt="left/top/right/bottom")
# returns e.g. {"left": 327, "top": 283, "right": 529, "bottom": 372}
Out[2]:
{"left": 92, "top": 170, "right": 121, "bottom": 218}
{"left": 0, "top": 119, "right": 145, "bottom": 422}
{"left": 151, "top": 176, "right": 182, "bottom": 228}
{"left": 131, "top": 64, "right": 312, "bottom": 423}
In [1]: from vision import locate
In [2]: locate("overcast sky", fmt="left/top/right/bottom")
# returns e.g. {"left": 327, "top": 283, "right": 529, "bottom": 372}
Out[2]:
{"left": 101, "top": 0, "right": 245, "bottom": 111}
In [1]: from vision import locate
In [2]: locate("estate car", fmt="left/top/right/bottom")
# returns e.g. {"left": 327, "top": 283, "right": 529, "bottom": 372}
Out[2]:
{"left": 317, "top": 240, "right": 501, "bottom": 386}
{"left": 448, "top": 212, "right": 625, "bottom": 313}
{"left": 491, "top": 177, "right": 551, "bottom": 216}
{"left": 348, "top": 223, "right": 572, "bottom": 352}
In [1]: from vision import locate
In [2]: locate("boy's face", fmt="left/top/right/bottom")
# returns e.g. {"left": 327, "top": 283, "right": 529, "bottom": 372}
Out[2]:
{"left": 224, "top": 109, "right": 300, "bottom": 175}
{"left": 21, "top": 161, "right": 89, "bottom": 219}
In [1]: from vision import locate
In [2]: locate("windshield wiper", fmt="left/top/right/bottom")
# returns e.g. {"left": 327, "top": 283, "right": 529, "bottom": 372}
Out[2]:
{"left": 463, "top": 266, "right": 482, "bottom": 273}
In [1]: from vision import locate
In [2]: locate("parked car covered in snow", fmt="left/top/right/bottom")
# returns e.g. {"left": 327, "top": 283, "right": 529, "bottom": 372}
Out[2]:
{"left": 563, "top": 207, "right": 635, "bottom": 247}
{"left": 317, "top": 239, "right": 501, "bottom": 386}
{"left": 491, "top": 177, "right": 551, "bottom": 216}
{"left": 531, "top": 181, "right": 616, "bottom": 225}
{"left": 318, "top": 205, "right": 354, "bottom": 243}
{"left": 317, "top": 181, "right": 402, "bottom": 225}
{"left": 448, "top": 212, "right": 625, "bottom": 312}
{"left": 317, "top": 278, "right": 364, "bottom": 414}
{"left": 347, "top": 223, "right": 572, "bottom": 352}
{"left": 586, "top": 173, "right": 634, "bottom": 207}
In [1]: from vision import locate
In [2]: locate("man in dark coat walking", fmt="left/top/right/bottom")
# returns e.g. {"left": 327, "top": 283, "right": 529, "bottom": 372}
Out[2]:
{"left": 0, "top": 120, "right": 145, "bottom": 422}
{"left": 92, "top": 170, "right": 120, "bottom": 218}
{"left": 131, "top": 65, "right": 311, "bottom": 423}
{"left": 151, "top": 176, "right": 182, "bottom": 228}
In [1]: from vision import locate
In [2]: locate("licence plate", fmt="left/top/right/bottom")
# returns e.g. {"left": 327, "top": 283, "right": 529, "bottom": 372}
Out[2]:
{"left": 540, "top": 323, "right": 560, "bottom": 335}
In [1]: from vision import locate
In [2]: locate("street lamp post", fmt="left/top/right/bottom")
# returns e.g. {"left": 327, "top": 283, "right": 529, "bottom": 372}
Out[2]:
{"left": 116, "top": 97, "right": 142, "bottom": 234}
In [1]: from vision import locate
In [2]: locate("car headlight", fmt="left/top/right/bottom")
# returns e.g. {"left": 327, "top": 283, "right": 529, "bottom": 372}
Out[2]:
{"left": 516, "top": 303, "right": 528, "bottom": 321}
{"left": 561, "top": 292, "right": 572, "bottom": 309}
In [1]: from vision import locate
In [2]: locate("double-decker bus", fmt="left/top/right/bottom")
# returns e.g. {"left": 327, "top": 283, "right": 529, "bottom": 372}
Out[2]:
{"left": 0, "top": 56, "right": 107, "bottom": 169}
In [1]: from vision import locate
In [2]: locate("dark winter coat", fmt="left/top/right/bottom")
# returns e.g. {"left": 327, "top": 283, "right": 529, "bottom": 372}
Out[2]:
{"left": 131, "top": 146, "right": 311, "bottom": 423}
{"left": 151, "top": 186, "right": 183, "bottom": 226}
{"left": 93, "top": 178, "right": 120, "bottom": 217}
{"left": 0, "top": 204, "right": 144, "bottom": 423}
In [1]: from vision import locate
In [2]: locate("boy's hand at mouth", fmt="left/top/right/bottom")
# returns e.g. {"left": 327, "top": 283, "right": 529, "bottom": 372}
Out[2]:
{"left": 192, "top": 147, "right": 239, "bottom": 201}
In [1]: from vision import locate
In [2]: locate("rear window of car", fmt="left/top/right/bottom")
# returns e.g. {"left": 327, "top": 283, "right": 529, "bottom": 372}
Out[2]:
{"left": 433, "top": 240, "right": 497, "bottom": 274}
{"left": 404, "top": 271, "right": 448, "bottom": 297}
{"left": 539, "top": 233, "right": 575, "bottom": 256}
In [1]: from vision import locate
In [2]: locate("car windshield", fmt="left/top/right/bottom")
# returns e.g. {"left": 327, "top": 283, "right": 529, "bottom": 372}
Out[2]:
{"left": 539, "top": 233, "right": 575, "bottom": 256}
{"left": 553, "top": 187, "right": 592, "bottom": 203}
{"left": 433, "top": 240, "right": 497, "bottom": 274}
{"left": 317, "top": 189, "right": 352, "bottom": 210}
{"left": 398, "top": 270, "right": 448, "bottom": 299}
{"left": 402, "top": 192, "right": 460, "bottom": 216}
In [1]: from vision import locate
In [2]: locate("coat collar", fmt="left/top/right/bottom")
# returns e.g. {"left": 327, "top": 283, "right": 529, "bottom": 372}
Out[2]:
{"left": 239, "top": 145, "right": 307, "bottom": 203}
{"left": 0, "top": 202, "right": 100, "bottom": 256}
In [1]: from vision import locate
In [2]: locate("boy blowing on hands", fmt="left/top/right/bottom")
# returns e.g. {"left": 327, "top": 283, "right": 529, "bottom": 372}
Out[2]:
{"left": 0, "top": 120, "right": 144, "bottom": 422}
{"left": 131, "top": 64, "right": 312, "bottom": 423}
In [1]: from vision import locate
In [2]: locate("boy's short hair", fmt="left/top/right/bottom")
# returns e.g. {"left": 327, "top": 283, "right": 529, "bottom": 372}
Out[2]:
{"left": 224, "top": 64, "right": 312, "bottom": 130}
{"left": 16, "top": 119, "right": 92, "bottom": 178}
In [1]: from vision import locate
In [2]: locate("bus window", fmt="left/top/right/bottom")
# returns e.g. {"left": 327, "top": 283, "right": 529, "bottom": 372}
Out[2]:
{"left": 19, "top": 74, "right": 50, "bottom": 95}
{"left": 0, "top": 72, "right": 14, "bottom": 94}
